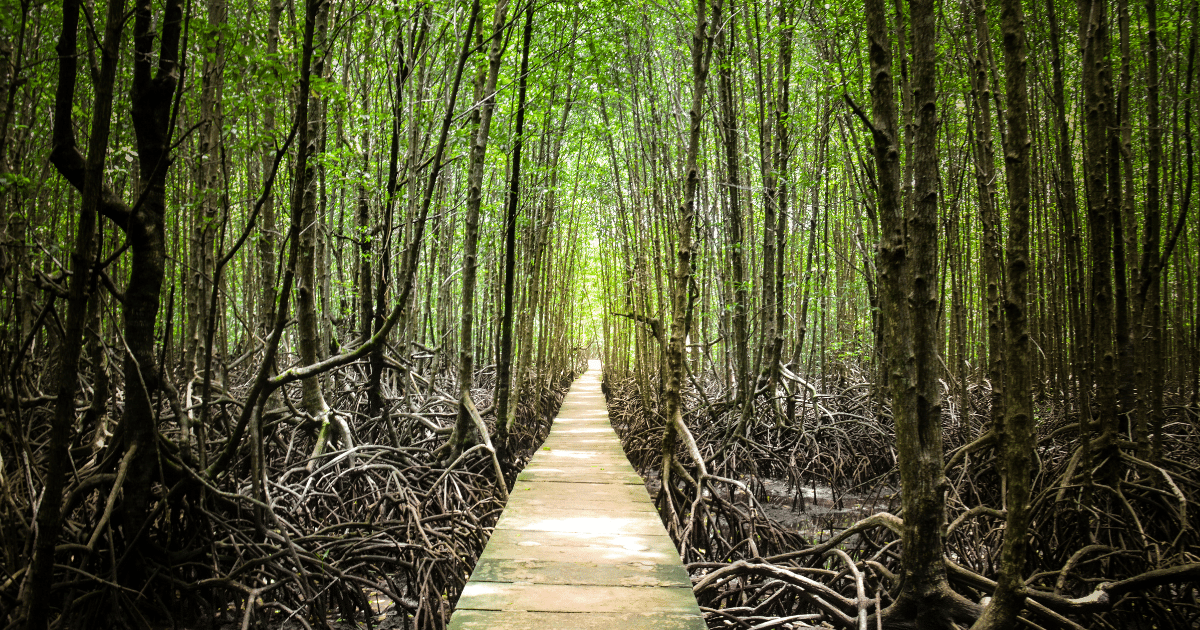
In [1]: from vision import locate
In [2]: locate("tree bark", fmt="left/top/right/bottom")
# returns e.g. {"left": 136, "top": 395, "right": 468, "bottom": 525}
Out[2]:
{"left": 357, "top": 82, "right": 373, "bottom": 344}
{"left": 1112, "top": 0, "right": 1136, "bottom": 437}
{"left": 755, "top": 26, "right": 779, "bottom": 398}
{"left": 300, "top": 0, "right": 344, "bottom": 461}
{"left": 715, "top": 2, "right": 750, "bottom": 424}
{"left": 660, "top": 0, "right": 721, "bottom": 533}
{"left": 22, "top": 0, "right": 123, "bottom": 623}
{"left": 971, "top": 0, "right": 1033, "bottom": 623}
{"left": 1046, "top": 0, "right": 1094, "bottom": 538}
{"left": 769, "top": 7, "right": 792, "bottom": 395}
{"left": 448, "top": 0, "right": 510, "bottom": 462}
{"left": 368, "top": 7, "right": 428, "bottom": 418}
{"left": 495, "top": 2, "right": 534, "bottom": 438}
{"left": 1080, "top": 0, "right": 1119, "bottom": 489}
{"left": 968, "top": 0, "right": 1005, "bottom": 444}
{"left": 860, "top": 0, "right": 977, "bottom": 625}
{"left": 258, "top": 0, "right": 283, "bottom": 338}
{"left": 186, "top": 0, "right": 227, "bottom": 380}
{"left": 1133, "top": 0, "right": 1161, "bottom": 459}
{"left": 892, "top": 0, "right": 956, "bottom": 621}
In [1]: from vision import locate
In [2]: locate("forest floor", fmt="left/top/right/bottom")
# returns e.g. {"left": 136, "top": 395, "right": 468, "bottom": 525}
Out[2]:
{"left": 199, "top": 367, "right": 1196, "bottom": 630}
{"left": 642, "top": 472, "right": 895, "bottom": 544}
{"left": 603, "top": 374, "right": 1200, "bottom": 629}
{"left": 754, "top": 477, "right": 896, "bottom": 542}
{"left": 188, "top": 370, "right": 583, "bottom": 630}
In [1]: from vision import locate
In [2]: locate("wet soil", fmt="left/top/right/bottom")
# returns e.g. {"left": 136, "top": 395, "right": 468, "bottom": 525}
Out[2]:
{"left": 642, "top": 470, "right": 897, "bottom": 544}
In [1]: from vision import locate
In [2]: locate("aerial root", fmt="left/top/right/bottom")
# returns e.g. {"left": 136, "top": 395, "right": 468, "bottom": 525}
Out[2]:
{"left": 0, "top": 351, "right": 581, "bottom": 629}
{"left": 605, "top": 373, "right": 1200, "bottom": 630}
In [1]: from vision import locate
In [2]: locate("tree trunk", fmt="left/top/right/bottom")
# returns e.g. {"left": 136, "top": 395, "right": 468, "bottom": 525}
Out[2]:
{"left": 1134, "top": 0, "right": 1161, "bottom": 459}
{"left": 1113, "top": 0, "right": 1137, "bottom": 437}
{"left": 860, "top": 0, "right": 976, "bottom": 625}
{"left": 756, "top": 75, "right": 778, "bottom": 398}
{"left": 715, "top": 3, "right": 749, "bottom": 424}
{"left": 258, "top": 0, "right": 282, "bottom": 338}
{"left": 770, "top": 8, "right": 792, "bottom": 396}
{"left": 968, "top": 0, "right": 1005, "bottom": 443}
{"left": 186, "top": 0, "right": 227, "bottom": 381}
{"left": 357, "top": 90, "right": 373, "bottom": 344}
{"left": 300, "top": 0, "right": 342, "bottom": 461}
{"left": 1046, "top": 0, "right": 1094, "bottom": 538}
{"left": 495, "top": 2, "right": 534, "bottom": 438}
{"left": 448, "top": 0, "right": 510, "bottom": 462}
{"left": 368, "top": 7, "right": 427, "bottom": 418}
{"left": 971, "top": 0, "right": 1033, "bottom": 622}
{"left": 893, "top": 0, "right": 958, "bottom": 621}
{"left": 23, "top": 0, "right": 123, "bottom": 622}
{"left": 660, "top": 0, "right": 721, "bottom": 533}
{"left": 1080, "top": 0, "right": 1119, "bottom": 489}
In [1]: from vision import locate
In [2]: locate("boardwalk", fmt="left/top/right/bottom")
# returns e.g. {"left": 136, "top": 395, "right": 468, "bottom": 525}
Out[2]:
{"left": 449, "top": 360, "right": 706, "bottom": 629}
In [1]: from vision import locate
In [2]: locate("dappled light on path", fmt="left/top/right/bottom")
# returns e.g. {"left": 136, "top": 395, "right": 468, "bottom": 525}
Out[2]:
{"left": 449, "top": 361, "right": 705, "bottom": 630}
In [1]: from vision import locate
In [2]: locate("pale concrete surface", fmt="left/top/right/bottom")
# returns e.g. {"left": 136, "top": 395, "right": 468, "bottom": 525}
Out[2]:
{"left": 450, "top": 360, "right": 706, "bottom": 630}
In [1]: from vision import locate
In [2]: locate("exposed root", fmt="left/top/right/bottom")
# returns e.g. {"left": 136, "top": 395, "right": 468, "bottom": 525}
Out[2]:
{"left": 604, "top": 370, "right": 1200, "bottom": 630}
{"left": 0, "top": 350, "right": 581, "bottom": 629}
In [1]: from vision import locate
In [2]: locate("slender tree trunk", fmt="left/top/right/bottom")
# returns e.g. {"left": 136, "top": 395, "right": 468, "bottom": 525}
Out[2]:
{"left": 301, "top": 0, "right": 344, "bottom": 460}
{"left": 1046, "top": 0, "right": 1094, "bottom": 536}
{"left": 972, "top": 0, "right": 1032, "bottom": 621}
{"left": 368, "top": 8, "right": 427, "bottom": 418}
{"left": 495, "top": 2, "right": 534, "bottom": 437}
{"left": 1111, "top": 0, "right": 1135, "bottom": 437}
{"left": 272, "top": 0, "right": 320, "bottom": 462}
{"left": 1134, "top": 0, "right": 1162, "bottom": 459}
{"left": 511, "top": 49, "right": 574, "bottom": 428}
{"left": 860, "top": 0, "right": 906, "bottom": 475}
{"left": 770, "top": 8, "right": 792, "bottom": 395}
{"left": 756, "top": 66, "right": 779, "bottom": 397}
{"left": 660, "top": 0, "right": 721, "bottom": 533}
{"left": 968, "top": 0, "right": 1005, "bottom": 442}
{"left": 448, "top": 0, "right": 510, "bottom": 462}
{"left": 1140, "top": 0, "right": 1197, "bottom": 456}
{"left": 357, "top": 87, "right": 373, "bottom": 344}
{"left": 0, "top": 0, "right": 29, "bottom": 177}
{"left": 950, "top": 194, "right": 969, "bottom": 443}
{"left": 794, "top": 107, "right": 830, "bottom": 373}
{"left": 22, "top": 0, "right": 123, "bottom": 622}
{"left": 1081, "top": 0, "right": 1119, "bottom": 489}
{"left": 258, "top": 0, "right": 282, "bottom": 337}
{"left": 187, "top": 0, "right": 227, "bottom": 380}
{"left": 715, "top": 2, "right": 749, "bottom": 423}
{"left": 513, "top": 211, "right": 551, "bottom": 424}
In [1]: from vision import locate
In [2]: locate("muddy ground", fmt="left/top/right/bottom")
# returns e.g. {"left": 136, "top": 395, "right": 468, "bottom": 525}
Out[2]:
{"left": 642, "top": 470, "right": 896, "bottom": 543}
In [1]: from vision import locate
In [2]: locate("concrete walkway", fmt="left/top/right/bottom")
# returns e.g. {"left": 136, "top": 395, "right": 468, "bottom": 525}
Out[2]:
{"left": 449, "top": 360, "right": 705, "bottom": 630}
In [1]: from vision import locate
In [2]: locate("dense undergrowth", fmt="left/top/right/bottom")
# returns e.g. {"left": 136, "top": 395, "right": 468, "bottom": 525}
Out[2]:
{"left": 0, "top": 355, "right": 582, "bottom": 630}
{"left": 603, "top": 367, "right": 1200, "bottom": 630}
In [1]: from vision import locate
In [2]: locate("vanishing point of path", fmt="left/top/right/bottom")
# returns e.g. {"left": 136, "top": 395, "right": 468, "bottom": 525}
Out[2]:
{"left": 449, "top": 360, "right": 706, "bottom": 629}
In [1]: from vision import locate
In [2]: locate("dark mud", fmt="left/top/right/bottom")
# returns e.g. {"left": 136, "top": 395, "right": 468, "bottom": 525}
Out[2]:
{"left": 642, "top": 469, "right": 896, "bottom": 544}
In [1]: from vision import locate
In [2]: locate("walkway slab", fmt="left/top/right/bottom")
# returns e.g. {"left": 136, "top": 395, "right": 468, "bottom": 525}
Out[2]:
{"left": 449, "top": 610, "right": 705, "bottom": 630}
{"left": 468, "top": 558, "right": 691, "bottom": 587}
{"left": 450, "top": 360, "right": 705, "bottom": 630}
{"left": 477, "top": 529, "right": 680, "bottom": 565}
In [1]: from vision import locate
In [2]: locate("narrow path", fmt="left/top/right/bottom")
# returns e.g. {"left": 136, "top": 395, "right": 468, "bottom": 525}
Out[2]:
{"left": 449, "top": 360, "right": 705, "bottom": 629}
